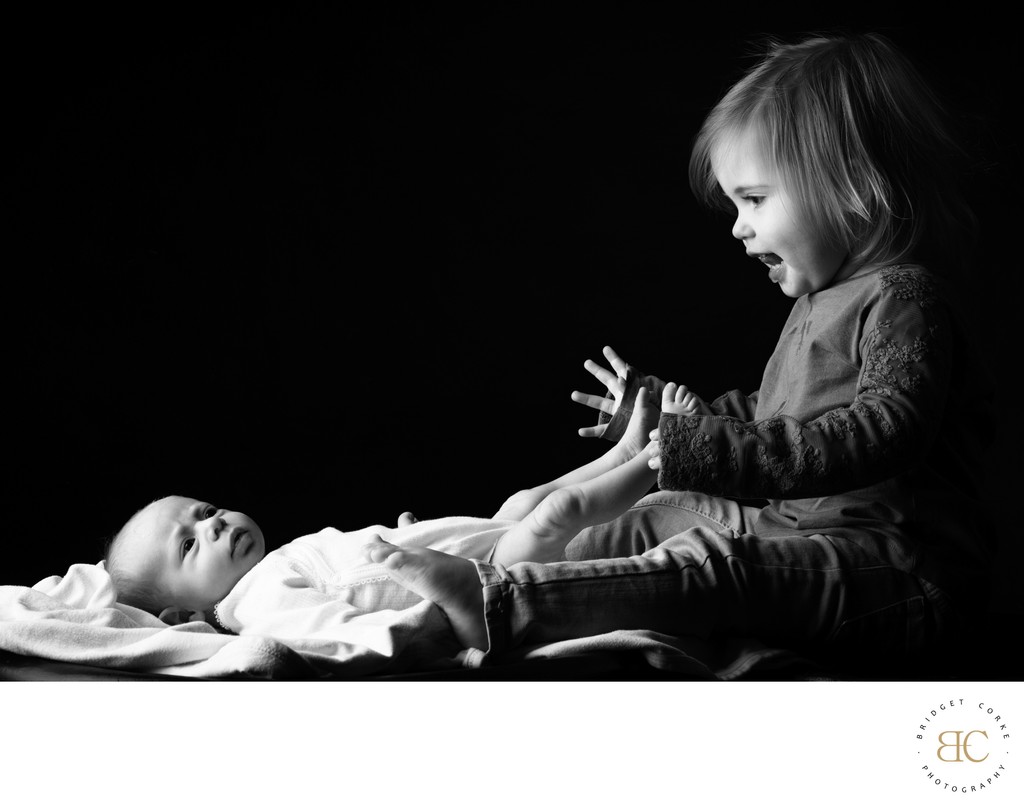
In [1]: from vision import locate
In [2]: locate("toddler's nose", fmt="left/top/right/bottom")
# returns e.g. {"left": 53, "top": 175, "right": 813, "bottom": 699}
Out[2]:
{"left": 731, "top": 212, "right": 753, "bottom": 241}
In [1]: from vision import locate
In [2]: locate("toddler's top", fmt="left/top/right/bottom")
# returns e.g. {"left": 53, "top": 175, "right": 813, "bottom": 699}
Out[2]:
{"left": 655, "top": 265, "right": 995, "bottom": 608}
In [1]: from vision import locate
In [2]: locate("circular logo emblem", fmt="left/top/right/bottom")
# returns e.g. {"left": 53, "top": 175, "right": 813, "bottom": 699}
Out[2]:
{"left": 915, "top": 697, "right": 1013, "bottom": 795}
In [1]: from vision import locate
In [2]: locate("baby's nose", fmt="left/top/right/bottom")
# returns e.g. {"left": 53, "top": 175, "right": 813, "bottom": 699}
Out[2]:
{"left": 203, "top": 515, "right": 225, "bottom": 539}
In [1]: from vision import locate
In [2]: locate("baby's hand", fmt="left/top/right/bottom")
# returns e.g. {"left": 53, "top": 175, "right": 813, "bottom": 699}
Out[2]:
{"left": 662, "top": 381, "right": 701, "bottom": 416}
{"left": 647, "top": 382, "right": 700, "bottom": 471}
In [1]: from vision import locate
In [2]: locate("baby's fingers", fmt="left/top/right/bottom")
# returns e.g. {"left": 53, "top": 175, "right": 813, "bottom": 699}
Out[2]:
{"left": 361, "top": 534, "right": 386, "bottom": 563}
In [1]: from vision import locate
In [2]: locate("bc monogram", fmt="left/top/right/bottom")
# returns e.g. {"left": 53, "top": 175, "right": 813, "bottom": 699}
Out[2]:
{"left": 935, "top": 730, "right": 988, "bottom": 763}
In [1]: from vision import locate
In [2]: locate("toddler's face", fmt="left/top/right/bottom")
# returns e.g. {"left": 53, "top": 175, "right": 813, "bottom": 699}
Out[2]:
{"left": 119, "top": 495, "right": 266, "bottom": 613}
{"left": 713, "top": 129, "right": 852, "bottom": 298}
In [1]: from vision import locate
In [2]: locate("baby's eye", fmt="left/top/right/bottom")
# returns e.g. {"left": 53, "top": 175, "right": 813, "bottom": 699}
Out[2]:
{"left": 202, "top": 505, "right": 217, "bottom": 519}
{"left": 182, "top": 537, "right": 195, "bottom": 557}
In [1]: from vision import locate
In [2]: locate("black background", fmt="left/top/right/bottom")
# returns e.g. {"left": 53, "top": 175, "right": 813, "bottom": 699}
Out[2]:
{"left": 8, "top": 7, "right": 1021, "bottom": 614}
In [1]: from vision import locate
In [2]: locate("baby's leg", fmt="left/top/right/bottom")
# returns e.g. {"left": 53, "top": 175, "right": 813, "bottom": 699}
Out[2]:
{"left": 490, "top": 451, "right": 655, "bottom": 565}
{"left": 491, "top": 387, "right": 657, "bottom": 522}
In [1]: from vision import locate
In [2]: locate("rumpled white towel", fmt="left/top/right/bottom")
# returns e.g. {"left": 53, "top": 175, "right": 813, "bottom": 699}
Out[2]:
{"left": 1, "top": 562, "right": 809, "bottom": 680}
{"left": 0, "top": 563, "right": 323, "bottom": 678}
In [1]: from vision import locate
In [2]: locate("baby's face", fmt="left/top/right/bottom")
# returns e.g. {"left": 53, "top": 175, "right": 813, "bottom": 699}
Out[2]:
{"left": 120, "top": 495, "right": 266, "bottom": 613}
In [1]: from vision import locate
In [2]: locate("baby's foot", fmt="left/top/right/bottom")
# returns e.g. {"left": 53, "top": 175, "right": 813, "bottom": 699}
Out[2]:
{"left": 662, "top": 382, "right": 700, "bottom": 416}
{"left": 362, "top": 536, "right": 489, "bottom": 651}
{"left": 618, "top": 386, "right": 659, "bottom": 459}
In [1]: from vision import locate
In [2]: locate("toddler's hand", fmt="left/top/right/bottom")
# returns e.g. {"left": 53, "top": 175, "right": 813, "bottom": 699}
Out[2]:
{"left": 647, "top": 427, "right": 663, "bottom": 471}
{"left": 571, "top": 345, "right": 632, "bottom": 438}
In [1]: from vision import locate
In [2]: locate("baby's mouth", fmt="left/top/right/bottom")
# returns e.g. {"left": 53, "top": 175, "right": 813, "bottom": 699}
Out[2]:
{"left": 230, "top": 529, "right": 249, "bottom": 558}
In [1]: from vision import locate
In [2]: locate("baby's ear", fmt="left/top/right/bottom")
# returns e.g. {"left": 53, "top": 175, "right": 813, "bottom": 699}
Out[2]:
{"left": 158, "top": 606, "right": 206, "bottom": 626}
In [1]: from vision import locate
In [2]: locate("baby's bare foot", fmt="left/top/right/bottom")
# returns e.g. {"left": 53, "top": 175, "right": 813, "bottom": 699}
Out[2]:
{"left": 662, "top": 381, "right": 700, "bottom": 416}
{"left": 363, "top": 537, "right": 488, "bottom": 651}
{"left": 618, "top": 386, "right": 659, "bottom": 459}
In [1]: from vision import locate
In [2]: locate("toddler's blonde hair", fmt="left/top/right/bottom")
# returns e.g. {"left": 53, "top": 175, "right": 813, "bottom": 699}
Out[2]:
{"left": 689, "top": 33, "right": 973, "bottom": 274}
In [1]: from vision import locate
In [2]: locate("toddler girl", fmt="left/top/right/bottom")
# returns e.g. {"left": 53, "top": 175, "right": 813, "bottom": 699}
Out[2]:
{"left": 363, "top": 33, "right": 995, "bottom": 676}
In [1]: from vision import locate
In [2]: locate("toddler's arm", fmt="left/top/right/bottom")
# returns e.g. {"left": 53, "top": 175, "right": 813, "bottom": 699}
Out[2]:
{"left": 651, "top": 269, "right": 957, "bottom": 497}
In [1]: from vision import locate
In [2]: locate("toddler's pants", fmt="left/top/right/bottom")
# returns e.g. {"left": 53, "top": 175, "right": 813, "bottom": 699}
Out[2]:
{"left": 473, "top": 491, "right": 954, "bottom": 670}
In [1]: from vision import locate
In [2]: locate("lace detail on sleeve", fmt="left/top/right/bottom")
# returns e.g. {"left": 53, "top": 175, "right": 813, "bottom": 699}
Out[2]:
{"left": 860, "top": 325, "right": 931, "bottom": 398}
{"left": 878, "top": 265, "right": 938, "bottom": 307}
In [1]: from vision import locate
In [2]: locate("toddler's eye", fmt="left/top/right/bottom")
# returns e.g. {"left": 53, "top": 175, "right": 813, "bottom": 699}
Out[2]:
{"left": 745, "top": 195, "right": 765, "bottom": 207}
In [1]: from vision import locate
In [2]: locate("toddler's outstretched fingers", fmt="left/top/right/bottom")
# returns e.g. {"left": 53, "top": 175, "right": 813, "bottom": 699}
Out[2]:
{"left": 602, "top": 345, "right": 630, "bottom": 379}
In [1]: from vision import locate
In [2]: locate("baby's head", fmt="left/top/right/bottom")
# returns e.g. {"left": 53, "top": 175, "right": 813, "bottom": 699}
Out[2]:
{"left": 689, "top": 33, "right": 970, "bottom": 282}
{"left": 104, "top": 495, "right": 266, "bottom": 618}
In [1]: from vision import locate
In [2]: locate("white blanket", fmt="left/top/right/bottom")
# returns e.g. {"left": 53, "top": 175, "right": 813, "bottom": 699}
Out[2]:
{"left": 0, "top": 563, "right": 383, "bottom": 678}
{"left": 1, "top": 561, "right": 801, "bottom": 680}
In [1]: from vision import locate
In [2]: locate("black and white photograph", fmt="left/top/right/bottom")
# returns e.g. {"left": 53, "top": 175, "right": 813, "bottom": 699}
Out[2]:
{"left": 4, "top": 5, "right": 1022, "bottom": 801}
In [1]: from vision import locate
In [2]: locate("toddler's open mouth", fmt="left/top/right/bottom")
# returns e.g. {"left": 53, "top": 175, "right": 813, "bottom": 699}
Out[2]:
{"left": 751, "top": 252, "right": 786, "bottom": 282}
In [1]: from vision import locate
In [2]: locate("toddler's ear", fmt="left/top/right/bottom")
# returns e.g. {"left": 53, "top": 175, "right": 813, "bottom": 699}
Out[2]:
{"left": 158, "top": 606, "right": 206, "bottom": 625}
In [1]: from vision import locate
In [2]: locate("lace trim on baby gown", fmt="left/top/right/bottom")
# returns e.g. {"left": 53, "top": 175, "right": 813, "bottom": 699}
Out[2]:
{"left": 211, "top": 602, "right": 238, "bottom": 635}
